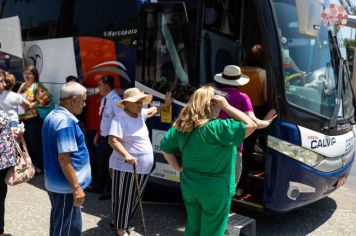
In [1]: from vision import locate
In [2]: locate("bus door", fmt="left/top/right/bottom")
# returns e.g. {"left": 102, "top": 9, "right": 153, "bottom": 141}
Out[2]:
{"left": 136, "top": 2, "right": 197, "bottom": 187}
{"left": 0, "top": 16, "right": 24, "bottom": 82}
{"left": 199, "top": 0, "right": 244, "bottom": 84}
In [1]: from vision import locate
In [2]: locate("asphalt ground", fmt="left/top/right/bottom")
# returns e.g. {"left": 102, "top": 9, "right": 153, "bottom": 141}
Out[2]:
{"left": 4, "top": 159, "right": 356, "bottom": 236}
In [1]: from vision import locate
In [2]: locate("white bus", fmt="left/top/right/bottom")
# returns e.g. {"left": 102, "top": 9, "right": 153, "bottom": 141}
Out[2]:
{"left": 0, "top": 0, "right": 355, "bottom": 213}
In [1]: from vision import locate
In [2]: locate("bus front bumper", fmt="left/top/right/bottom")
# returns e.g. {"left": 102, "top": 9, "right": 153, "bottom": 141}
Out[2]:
{"left": 264, "top": 149, "right": 354, "bottom": 213}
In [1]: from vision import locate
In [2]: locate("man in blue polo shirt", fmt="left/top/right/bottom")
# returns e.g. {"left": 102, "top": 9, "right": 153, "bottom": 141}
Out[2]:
{"left": 42, "top": 81, "right": 91, "bottom": 236}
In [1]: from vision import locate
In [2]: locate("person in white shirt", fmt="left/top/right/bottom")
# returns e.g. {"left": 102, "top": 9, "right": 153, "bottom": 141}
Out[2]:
{"left": 109, "top": 88, "right": 172, "bottom": 236}
{"left": 0, "top": 72, "right": 30, "bottom": 127}
{"left": 89, "top": 75, "right": 121, "bottom": 200}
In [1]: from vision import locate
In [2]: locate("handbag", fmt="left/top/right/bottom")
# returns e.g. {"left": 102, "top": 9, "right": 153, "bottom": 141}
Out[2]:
{"left": 32, "top": 82, "right": 55, "bottom": 119}
{"left": 36, "top": 94, "right": 55, "bottom": 119}
{"left": 5, "top": 137, "right": 35, "bottom": 186}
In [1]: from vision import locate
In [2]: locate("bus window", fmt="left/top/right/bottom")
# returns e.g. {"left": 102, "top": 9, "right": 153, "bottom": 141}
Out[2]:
{"left": 203, "top": 0, "right": 241, "bottom": 37}
{"left": 159, "top": 0, "right": 199, "bottom": 46}
{"left": 0, "top": 0, "right": 61, "bottom": 40}
{"left": 137, "top": 3, "right": 196, "bottom": 102}
{"left": 200, "top": 0, "right": 244, "bottom": 84}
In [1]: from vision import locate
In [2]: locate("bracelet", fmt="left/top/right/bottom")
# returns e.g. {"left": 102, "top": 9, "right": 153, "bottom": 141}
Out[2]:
{"left": 73, "top": 186, "right": 81, "bottom": 190}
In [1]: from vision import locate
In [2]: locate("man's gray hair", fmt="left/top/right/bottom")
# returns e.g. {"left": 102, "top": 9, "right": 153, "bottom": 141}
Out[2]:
{"left": 60, "top": 81, "right": 87, "bottom": 100}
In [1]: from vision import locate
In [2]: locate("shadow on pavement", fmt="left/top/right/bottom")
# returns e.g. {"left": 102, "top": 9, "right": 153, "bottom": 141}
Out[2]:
{"left": 27, "top": 174, "right": 46, "bottom": 191}
{"left": 132, "top": 203, "right": 186, "bottom": 236}
{"left": 81, "top": 186, "right": 186, "bottom": 235}
{"left": 82, "top": 218, "right": 113, "bottom": 236}
{"left": 233, "top": 196, "right": 337, "bottom": 236}
{"left": 81, "top": 201, "right": 186, "bottom": 236}
{"left": 26, "top": 175, "right": 338, "bottom": 235}
{"left": 26, "top": 176, "right": 184, "bottom": 236}
{"left": 82, "top": 193, "right": 185, "bottom": 236}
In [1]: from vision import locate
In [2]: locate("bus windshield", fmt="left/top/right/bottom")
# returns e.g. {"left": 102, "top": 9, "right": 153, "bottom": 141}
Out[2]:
{"left": 272, "top": 0, "right": 354, "bottom": 120}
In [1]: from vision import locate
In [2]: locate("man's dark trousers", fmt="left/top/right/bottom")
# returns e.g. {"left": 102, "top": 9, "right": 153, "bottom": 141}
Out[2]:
{"left": 92, "top": 136, "right": 112, "bottom": 195}
{"left": 48, "top": 191, "right": 82, "bottom": 236}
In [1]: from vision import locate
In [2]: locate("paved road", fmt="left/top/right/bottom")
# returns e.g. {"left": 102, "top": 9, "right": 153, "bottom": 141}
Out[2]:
{"left": 4, "top": 160, "right": 356, "bottom": 236}
{"left": 5, "top": 176, "right": 186, "bottom": 236}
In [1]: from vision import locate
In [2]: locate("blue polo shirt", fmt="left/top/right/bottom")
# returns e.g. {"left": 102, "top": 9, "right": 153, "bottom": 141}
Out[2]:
{"left": 42, "top": 105, "right": 91, "bottom": 193}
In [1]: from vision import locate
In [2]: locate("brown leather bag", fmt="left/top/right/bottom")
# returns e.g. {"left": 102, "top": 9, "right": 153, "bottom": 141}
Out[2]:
{"left": 5, "top": 137, "right": 35, "bottom": 186}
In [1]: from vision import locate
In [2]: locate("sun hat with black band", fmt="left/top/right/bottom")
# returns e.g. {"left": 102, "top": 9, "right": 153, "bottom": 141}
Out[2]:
{"left": 214, "top": 65, "right": 250, "bottom": 86}
{"left": 117, "top": 88, "right": 153, "bottom": 108}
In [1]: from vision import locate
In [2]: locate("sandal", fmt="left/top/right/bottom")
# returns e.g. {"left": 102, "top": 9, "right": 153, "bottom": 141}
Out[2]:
{"left": 242, "top": 193, "right": 253, "bottom": 200}
{"left": 116, "top": 229, "right": 129, "bottom": 236}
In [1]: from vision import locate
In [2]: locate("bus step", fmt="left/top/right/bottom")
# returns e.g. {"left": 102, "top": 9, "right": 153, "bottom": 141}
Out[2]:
{"left": 248, "top": 170, "right": 264, "bottom": 180}
{"left": 225, "top": 212, "right": 256, "bottom": 236}
{"left": 232, "top": 197, "right": 263, "bottom": 211}
{"left": 251, "top": 151, "right": 265, "bottom": 163}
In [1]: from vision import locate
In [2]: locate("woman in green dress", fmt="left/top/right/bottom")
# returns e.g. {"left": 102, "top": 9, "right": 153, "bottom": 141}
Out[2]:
{"left": 160, "top": 85, "right": 256, "bottom": 236}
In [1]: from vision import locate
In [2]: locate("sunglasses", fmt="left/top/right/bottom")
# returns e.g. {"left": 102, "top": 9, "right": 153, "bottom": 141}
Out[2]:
{"left": 214, "top": 89, "right": 228, "bottom": 98}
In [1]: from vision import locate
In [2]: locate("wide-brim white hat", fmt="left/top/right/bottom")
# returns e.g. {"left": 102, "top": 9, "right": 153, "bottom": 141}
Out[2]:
{"left": 214, "top": 65, "right": 250, "bottom": 86}
{"left": 117, "top": 88, "right": 153, "bottom": 108}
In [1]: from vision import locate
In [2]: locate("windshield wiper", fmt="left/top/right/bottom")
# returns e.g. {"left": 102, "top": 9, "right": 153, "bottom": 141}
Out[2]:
{"left": 328, "top": 59, "right": 344, "bottom": 129}
{"left": 344, "top": 63, "right": 356, "bottom": 125}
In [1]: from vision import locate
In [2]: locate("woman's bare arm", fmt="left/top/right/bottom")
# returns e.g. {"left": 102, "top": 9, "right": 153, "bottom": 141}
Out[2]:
{"left": 212, "top": 95, "right": 257, "bottom": 138}
{"left": 108, "top": 135, "right": 137, "bottom": 166}
{"left": 146, "top": 92, "right": 173, "bottom": 118}
{"left": 162, "top": 151, "right": 183, "bottom": 172}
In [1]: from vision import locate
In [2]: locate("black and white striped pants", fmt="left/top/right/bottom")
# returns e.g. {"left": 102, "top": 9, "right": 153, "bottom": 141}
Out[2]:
{"left": 110, "top": 169, "right": 149, "bottom": 230}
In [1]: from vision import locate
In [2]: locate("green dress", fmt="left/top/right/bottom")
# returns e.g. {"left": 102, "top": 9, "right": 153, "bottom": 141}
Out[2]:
{"left": 160, "top": 118, "right": 245, "bottom": 236}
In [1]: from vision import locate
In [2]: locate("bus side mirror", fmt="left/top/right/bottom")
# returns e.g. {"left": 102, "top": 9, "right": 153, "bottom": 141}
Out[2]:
{"left": 296, "top": 0, "right": 323, "bottom": 38}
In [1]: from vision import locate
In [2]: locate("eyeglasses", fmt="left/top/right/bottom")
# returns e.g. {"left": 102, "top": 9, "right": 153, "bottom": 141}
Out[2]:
{"left": 214, "top": 89, "right": 228, "bottom": 98}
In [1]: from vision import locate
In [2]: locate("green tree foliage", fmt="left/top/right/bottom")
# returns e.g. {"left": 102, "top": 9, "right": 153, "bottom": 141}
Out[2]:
{"left": 345, "top": 39, "right": 356, "bottom": 59}
{"left": 345, "top": 39, "right": 356, "bottom": 76}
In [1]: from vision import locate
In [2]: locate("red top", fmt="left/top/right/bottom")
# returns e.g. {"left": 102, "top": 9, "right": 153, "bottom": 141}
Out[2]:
{"left": 85, "top": 93, "right": 102, "bottom": 130}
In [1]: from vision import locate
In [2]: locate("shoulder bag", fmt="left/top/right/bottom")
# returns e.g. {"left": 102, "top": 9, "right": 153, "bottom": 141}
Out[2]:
{"left": 36, "top": 95, "right": 55, "bottom": 119}
{"left": 5, "top": 136, "right": 35, "bottom": 186}
{"left": 33, "top": 82, "right": 55, "bottom": 119}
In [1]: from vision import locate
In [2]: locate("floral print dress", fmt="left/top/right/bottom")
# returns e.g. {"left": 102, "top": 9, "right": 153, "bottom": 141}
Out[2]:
{"left": 0, "top": 110, "right": 16, "bottom": 170}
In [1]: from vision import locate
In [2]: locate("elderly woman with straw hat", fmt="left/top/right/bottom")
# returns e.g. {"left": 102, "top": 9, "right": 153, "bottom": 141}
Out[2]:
{"left": 108, "top": 88, "right": 172, "bottom": 236}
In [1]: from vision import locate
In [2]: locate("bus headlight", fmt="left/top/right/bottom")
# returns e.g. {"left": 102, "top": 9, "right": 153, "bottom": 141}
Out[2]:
{"left": 267, "top": 136, "right": 324, "bottom": 167}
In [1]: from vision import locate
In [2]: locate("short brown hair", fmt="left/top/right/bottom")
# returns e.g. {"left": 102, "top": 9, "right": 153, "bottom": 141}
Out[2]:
{"left": 0, "top": 70, "right": 5, "bottom": 81}
{"left": 24, "top": 65, "right": 39, "bottom": 82}
{"left": 5, "top": 73, "right": 16, "bottom": 90}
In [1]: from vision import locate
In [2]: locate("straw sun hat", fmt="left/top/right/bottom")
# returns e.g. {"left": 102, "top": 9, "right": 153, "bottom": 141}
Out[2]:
{"left": 214, "top": 65, "right": 250, "bottom": 86}
{"left": 117, "top": 88, "right": 153, "bottom": 108}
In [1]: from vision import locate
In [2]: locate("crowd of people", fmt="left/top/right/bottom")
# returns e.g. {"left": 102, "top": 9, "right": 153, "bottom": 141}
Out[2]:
{"left": 0, "top": 62, "right": 276, "bottom": 236}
